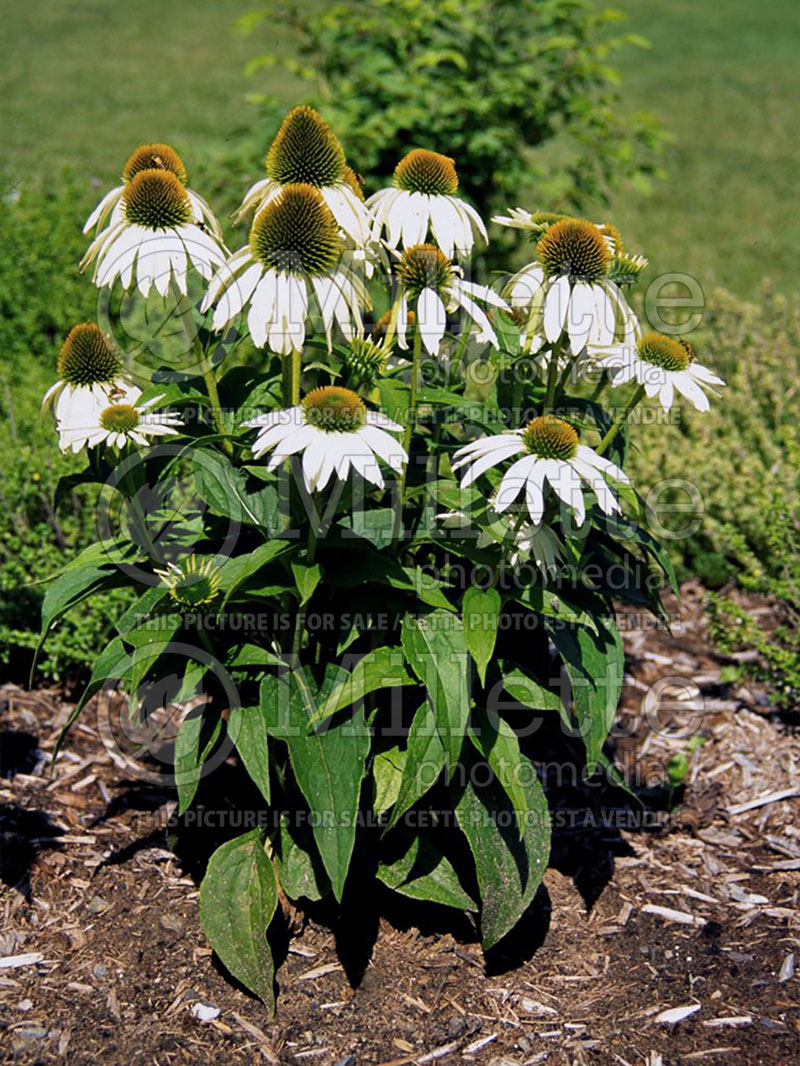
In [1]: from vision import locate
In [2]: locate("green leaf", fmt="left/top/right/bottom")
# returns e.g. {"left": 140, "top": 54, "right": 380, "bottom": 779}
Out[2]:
{"left": 199, "top": 831, "right": 277, "bottom": 1006}
{"left": 219, "top": 540, "right": 292, "bottom": 605}
{"left": 291, "top": 561, "right": 322, "bottom": 606}
{"left": 512, "top": 585, "right": 597, "bottom": 631}
{"left": 401, "top": 611, "right": 470, "bottom": 772}
{"left": 468, "top": 707, "right": 529, "bottom": 841}
{"left": 262, "top": 672, "right": 369, "bottom": 901}
{"left": 378, "top": 837, "right": 477, "bottom": 911}
{"left": 274, "top": 827, "right": 329, "bottom": 902}
{"left": 548, "top": 619, "right": 623, "bottom": 774}
{"left": 386, "top": 701, "right": 446, "bottom": 831}
{"left": 500, "top": 663, "right": 570, "bottom": 726}
{"left": 228, "top": 706, "right": 271, "bottom": 804}
{"left": 225, "top": 644, "right": 284, "bottom": 670}
{"left": 462, "top": 586, "right": 500, "bottom": 685}
{"left": 455, "top": 751, "right": 550, "bottom": 949}
{"left": 194, "top": 449, "right": 281, "bottom": 533}
{"left": 373, "top": 747, "right": 406, "bottom": 815}
{"left": 308, "top": 646, "right": 414, "bottom": 728}
{"left": 174, "top": 704, "right": 222, "bottom": 814}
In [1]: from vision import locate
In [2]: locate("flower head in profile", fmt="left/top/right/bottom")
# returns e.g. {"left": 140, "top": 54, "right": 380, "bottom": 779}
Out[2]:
{"left": 43, "top": 324, "right": 129, "bottom": 444}
{"left": 592, "top": 331, "right": 725, "bottom": 412}
{"left": 499, "top": 214, "right": 638, "bottom": 355}
{"left": 202, "top": 183, "right": 368, "bottom": 354}
{"left": 234, "top": 107, "right": 369, "bottom": 247}
{"left": 394, "top": 244, "right": 507, "bottom": 356}
{"left": 436, "top": 505, "right": 565, "bottom": 577}
{"left": 367, "top": 149, "right": 487, "bottom": 258}
{"left": 57, "top": 383, "right": 183, "bottom": 454}
{"left": 80, "top": 154, "right": 226, "bottom": 297}
{"left": 452, "top": 415, "right": 629, "bottom": 527}
{"left": 83, "top": 143, "right": 222, "bottom": 240}
{"left": 244, "top": 386, "right": 407, "bottom": 493}
{"left": 155, "top": 555, "right": 222, "bottom": 608}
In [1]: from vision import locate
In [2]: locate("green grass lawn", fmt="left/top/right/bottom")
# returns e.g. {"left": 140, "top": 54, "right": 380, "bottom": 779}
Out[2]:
{"left": 2, "top": 0, "right": 796, "bottom": 295}
{"left": 603, "top": 0, "right": 800, "bottom": 296}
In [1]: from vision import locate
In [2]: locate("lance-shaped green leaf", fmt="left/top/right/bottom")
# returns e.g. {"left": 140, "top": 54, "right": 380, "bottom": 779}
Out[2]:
{"left": 174, "top": 699, "right": 223, "bottom": 814}
{"left": 199, "top": 831, "right": 278, "bottom": 1006}
{"left": 308, "top": 646, "right": 414, "bottom": 728}
{"left": 378, "top": 837, "right": 477, "bottom": 911}
{"left": 500, "top": 662, "right": 571, "bottom": 728}
{"left": 291, "top": 561, "right": 322, "bottom": 605}
{"left": 455, "top": 750, "right": 550, "bottom": 949}
{"left": 194, "top": 449, "right": 281, "bottom": 533}
{"left": 274, "top": 826, "right": 329, "bottom": 902}
{"left": 386, "top": 701, "right": 446, "bottom": 831}
{"left": 401, "top": 611, "right": 470, "bottom": 771}
{"left": 373, "top": 747, "right": 406, "bottom": 816}
{"left": 262, "top": 672, "right": 369, "bottom": 901}
{"left": 548, "top": 618, "right": 623, "bottom": 774}
{"left": 228, "top": 706, "right": 271, "bottom": 804}
{"left": 462, "top": 586, "right": 501, "bottom": 685}
{"left": 219, "top": 540, "right": 292, "bottom": 605}
{"left": 468, "top": 707, "right": 529, "bottom": 841}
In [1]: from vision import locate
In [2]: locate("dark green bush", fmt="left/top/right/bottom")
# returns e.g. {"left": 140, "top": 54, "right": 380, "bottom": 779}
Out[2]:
{"left": 236, "top": 0, "right": 664, "bottom": 221}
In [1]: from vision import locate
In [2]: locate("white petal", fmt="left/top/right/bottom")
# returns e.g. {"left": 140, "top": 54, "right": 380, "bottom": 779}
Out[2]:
{"left": 544, "top": 276, "right": 570, "bottom": 343}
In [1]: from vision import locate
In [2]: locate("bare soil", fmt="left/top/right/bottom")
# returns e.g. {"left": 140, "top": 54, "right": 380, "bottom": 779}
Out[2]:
{"left": 1, "top": 583, "right": 798, "bottom": 1065}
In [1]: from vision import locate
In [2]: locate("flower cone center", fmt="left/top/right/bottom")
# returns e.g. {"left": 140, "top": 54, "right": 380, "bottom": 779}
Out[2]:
{"left": 123, "top": 169, "right": 192, "bottom": 230}
{"left": 100, "top": 403, "right": 140, "bottom": 433}
{"left": 393, "top": 149, "right": 458, "bottom": 196}
{"left": 521, "top": 416, "right": 579, "bottom": 460}
{"left": 123, "top": 143, "right": 188, "bottom": 185}
{"left": 637, "top": 332, "right": 691, "bottom": 372}
{"left": 249, "top": 184, "right": 342, "bottom": 276}
{"left": 537, "top": 219, "right": 610, "bottom": 282}
{"left": 57, "top": 324, "right": 121, "bottom": 386}
{"left": 302, "top": 386, "right": 366, "bottom": 432}
{"left": 165, "top": 556, "right": 221, "bottom": 607}
{"left": 266, "top": 106, "right": 346, "bottom": 188}
{"left": 396, "top": 244, "right": 453, "bottom": 300}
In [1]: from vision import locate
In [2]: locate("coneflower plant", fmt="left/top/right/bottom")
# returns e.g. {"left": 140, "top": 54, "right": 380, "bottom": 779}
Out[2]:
{"left": 39, "top": 107, "right": 723, "bottom": 1009}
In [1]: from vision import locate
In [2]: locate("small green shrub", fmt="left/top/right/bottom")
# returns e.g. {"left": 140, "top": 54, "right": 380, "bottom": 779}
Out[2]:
{"left": 629, "top": 285, "right": 800, "bottom": 707}
{"left": 0, "top": 179, "right": 127, "bottom": 683}
{"left": 236, "top": 0, "right": 664, "bottom": 222}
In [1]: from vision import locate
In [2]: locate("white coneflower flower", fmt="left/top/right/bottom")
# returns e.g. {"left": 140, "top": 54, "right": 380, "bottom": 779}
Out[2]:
{"left": 452, "top": 415, "right": 629, "bottom": 527}
{"left": 234, "top": 107, "right": 369, "bottom": 246}
{"left": 155, "top": 555, "right": 222, "bottom": 608}
{"left": 83, "top": 142, "right": 222, "bottom": 240}
{"left": 593, "top": 332, "right": 725, "bottom": 413}
{"left": 80, "top": 166, "right": 226, "bottom": 297}
{"left": 501, "top": 217, "right": 636, "bottom": 354}
{"left": 436, "top": 505, "right": 565, "bottom": 576}
{"left": 202, "top": 183, "right": 368, "bottom": 354}
{"left": 43, "top": 324, "right": 133, "bottom": 450}
{"left": 244, "top": 386, "right": 407, "bottom": 493}
{"left": 367, "top": 149, "right": 487, "bottom": 259}
{"left": 394, "top": 244, "right": 507, "bottom": 356}
{"left": 57, "top": 384, "right": 183, "bottom": 454}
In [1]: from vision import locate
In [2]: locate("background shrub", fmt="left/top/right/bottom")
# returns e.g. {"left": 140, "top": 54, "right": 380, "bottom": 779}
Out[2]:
{"left": 236, "top": 0, "right": 664, "bottom": 225}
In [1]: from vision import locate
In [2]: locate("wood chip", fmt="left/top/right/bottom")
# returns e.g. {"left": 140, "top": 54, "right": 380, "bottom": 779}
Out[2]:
{"left": 654, "top": 1004, "right": 701, "bottom": 1025}
{"left": 463, "top": 1033, "right": 497, "bottom": 1055}
{"left": 231, "top": 1013, "right": 279, "bottom": 1063}
{"left": 778, "top": 953, "right": 795, "bottom": 983}
{"left": 702, "top": 1016, "right": 752, "bottom": 1028}
{"left": 727, "top": 788, "right": 799, "bottom": 815}
{"left": 0, "top": 954, "right": 44, "bottom": 970}
{"left": 642, "top": 904, "right": 706, "bottom": 927}
{"left": 297, "top": 962, "right": 342, "bottom": 981}
{"left": 417, "top": 1039, "right": 462, "bottom": 1063}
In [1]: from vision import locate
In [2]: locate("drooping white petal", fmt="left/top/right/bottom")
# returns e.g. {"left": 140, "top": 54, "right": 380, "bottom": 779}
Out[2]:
{"left": 544, "top": 275, "right": 570, "bottom": 343}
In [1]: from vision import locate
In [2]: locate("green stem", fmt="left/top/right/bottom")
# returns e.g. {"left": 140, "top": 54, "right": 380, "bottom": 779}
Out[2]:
{"left": 198, "top": 347, "right": 232, "bottom": 456}
{"left": 290, "top": 523, "right": 317, "bottom": 664}
{"left": 393, "top": 320, "right": 423, "bottom": 546}
{"left": 596, "top": 383, "right": 646, "bottom": 456}
{"left": 283, "top": 348, "right": 302, "bottom": 407}
{"left": 544, "top": 338, "right": 562, "bottom": 413}
{"left": 588, "top": 369, "right": 607, "bottom": 403}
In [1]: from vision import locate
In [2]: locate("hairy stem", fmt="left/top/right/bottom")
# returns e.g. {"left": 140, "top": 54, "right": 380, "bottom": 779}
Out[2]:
{"left": 596, "top": 383, "right": 646, "bottom": 456}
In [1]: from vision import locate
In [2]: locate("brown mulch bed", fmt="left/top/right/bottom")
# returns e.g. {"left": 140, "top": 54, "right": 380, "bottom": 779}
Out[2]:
{"left": 1, "top": 583, "right": 798, "bottom": 1065}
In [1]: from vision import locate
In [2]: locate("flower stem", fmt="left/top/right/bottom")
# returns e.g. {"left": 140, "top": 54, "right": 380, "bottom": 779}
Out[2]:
{"left": 283, "top": 348, "right": 302, "bottom": 407}
{"left": 544, "top": 338, "right": 562, "bottom": 413}
{"left": 596, "top": 382, "right": 646, "bottom": 456}
{"left": 403, "top": 319, "right": 423, "bottom": 459}
{"left": 290, "top": 522, "right": 317, "bottom": 664}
